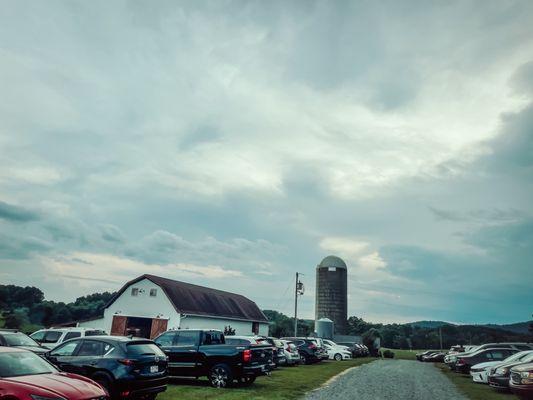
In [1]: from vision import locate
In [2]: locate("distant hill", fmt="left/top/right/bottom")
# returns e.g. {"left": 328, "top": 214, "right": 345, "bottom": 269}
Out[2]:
{"left": 409, "top": 320, "right": 452, "bottom": 329}
{"left": 409, "top": 320, "right": 532, "bottom": 334}
{"left": 483, "top": 321, "right": 532, "bottom": 334}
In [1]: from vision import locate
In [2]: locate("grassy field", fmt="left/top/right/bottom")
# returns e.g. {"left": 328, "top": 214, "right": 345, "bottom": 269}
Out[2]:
{"left": 159, "top": 358, "right": 375, "bottom": 400}
{"left": 435, "top": 364, "right": 514, "bottom": 400}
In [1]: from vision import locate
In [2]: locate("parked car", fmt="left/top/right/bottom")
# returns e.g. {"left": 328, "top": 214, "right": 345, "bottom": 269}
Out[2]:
{"left": 455, "top": 348, "right": 518, "bottom": 374}
{"left": 337, "top": 342, "right": 365, "bottom": 357}
{"left": 45, "top": 336, "right": 167, "bottom": 398}
{"left": 31, "top": 327, "right": 107, "bottom": 349}
{"left": 0, "top": 347, "right": 107, "bottom": 400}
{"left": 470, "top": 351, "right": 533, "bottom": 384}
{"left": 487, "top": 351, "right": 533, "bottom": 390}
{"left": 416, "top": 350, "right": 440, "bottom": 361}
{"left": 307, "top": 337, "right": 329, "bottom": 361}
{"left": 0, "top": 329, "right": 48, "bottom": 356}
{"left": 510, "top": 362, "right": 533, "bottom": 399}
{"left": 446, "top": 343, "right": 532, "bottom": 370}
{"left": 257, "top": 336, "right": 287, "bottom": 367}
{"left": 281, "top": 337, "right": 325, "bottom": 364}
{"left": 422, "top": 352, "right": 446, "bottom": 362}
{"left": 323, "top": 342, "right": 352, "bottom": 361}
{"left": 224, "top": 335, "right": 277, "bottom": 369}
{"left": 280, "top": 340, "right": 300, "bottom": 366}
{"left": 154, "top": 329, "right": 272, "bottom": 387}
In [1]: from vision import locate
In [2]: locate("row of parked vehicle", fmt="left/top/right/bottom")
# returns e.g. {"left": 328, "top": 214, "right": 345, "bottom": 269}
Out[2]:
{"left": 417, "top": 342, "right": 533, "bottom": 399}
{"left": 0, "top": 327, "right": 368, "bottom": 399}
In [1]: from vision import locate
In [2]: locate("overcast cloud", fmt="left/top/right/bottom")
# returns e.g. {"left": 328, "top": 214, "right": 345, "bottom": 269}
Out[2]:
{"left": 1, "top": 0, "right": 532, "bottom": 324}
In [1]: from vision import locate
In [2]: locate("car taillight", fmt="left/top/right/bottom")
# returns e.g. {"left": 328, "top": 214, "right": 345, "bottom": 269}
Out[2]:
{"left": 309, "top": 343, "right": 317, "bottom": 349}
{"left": 243, "top": 349, "right": 252, "bottom": 363}
{"left": 118, "top": 359, "right": 135, "bottom": 366}
{"left": 457, "top": 358, "right": 465, "bottom": 365}
{"left": 286, "top": 346, "right": 291, "bottom": 352}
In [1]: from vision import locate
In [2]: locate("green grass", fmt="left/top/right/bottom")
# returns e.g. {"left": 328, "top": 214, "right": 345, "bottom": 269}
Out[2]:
{"left": 435, "top": 363, "right": 513, "bottom": 400}
{"left": 159, "top": 358, "right": 375, "bottom": 400}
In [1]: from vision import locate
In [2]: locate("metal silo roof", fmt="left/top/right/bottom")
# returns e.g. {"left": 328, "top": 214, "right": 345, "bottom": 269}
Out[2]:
{"left": 317, "top": 255, "right": 347, "bottom": 269}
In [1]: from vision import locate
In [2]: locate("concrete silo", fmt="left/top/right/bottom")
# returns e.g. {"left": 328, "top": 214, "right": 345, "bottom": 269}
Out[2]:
{"left": 315, "top": 255, "right": 348, "bottom": 335}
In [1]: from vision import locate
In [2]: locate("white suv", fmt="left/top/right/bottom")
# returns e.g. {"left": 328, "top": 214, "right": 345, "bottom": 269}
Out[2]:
{"left": 30, "top": 327, "right": 107, "bottom": 349}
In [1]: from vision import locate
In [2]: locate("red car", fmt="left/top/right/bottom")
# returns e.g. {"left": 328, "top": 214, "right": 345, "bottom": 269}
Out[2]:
{"left": 0, "top": 347, "right": 107, "bottom": 400}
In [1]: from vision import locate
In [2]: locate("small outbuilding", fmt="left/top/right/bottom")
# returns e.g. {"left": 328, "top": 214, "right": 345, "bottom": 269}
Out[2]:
{"left": 78, "top": 274, "right": 269, "bottom": 339}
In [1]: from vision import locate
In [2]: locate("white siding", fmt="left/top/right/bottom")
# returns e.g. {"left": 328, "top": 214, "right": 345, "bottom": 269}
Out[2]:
{"left": 78, "top": 277, "right": 269, "bottom": 337}
{"left": 180, "top": 315, "right": 269, "bottom": 336}
{"left": 80, "top": 278, "right": 180, "bottom": 333}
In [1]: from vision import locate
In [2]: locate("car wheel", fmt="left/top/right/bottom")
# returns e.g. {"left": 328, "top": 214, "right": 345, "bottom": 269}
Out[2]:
{"left": 237, "top": 376, "right": 256, "bottom": 386}
{"left": 301, "top": 354, "right": 310, "bottom": 365}
{"left": 209, "top": 364, "right": 233, "bottom": 388}
{"left": 92, "top": 372, "right": 114, "bottom": 397}
{"left": 334, "top": 353, "right": 343, "bottom": 361}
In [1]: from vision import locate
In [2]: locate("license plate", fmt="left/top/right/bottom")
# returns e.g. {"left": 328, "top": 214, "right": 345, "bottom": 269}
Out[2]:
{"left": 150, "top": 365, "right": 158, "bottom": 373}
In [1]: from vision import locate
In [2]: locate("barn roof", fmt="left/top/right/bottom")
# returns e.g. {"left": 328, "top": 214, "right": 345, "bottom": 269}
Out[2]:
{"left": 106, "top": 274, "right": 268, "bottom": 323}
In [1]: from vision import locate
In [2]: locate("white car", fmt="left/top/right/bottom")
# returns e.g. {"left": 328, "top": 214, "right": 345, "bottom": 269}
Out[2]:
{"left": 323, "top": 343, "right": 352, "bottom": 361}
{"left": 470, "top": 350, "right": 533, "bottom": 383}
{"left": 280, "top": 339, "right": 301, "bottom": 365}
{"left": 30, "top": 327, "right": 106, "bottom": 349}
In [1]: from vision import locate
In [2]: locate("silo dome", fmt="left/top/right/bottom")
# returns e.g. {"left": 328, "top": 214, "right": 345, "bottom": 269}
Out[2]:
{"left": 315, "top": 255, "right": 348, "bottom": 335}
{"left": 318, "top": 255, "right": 347, "bottom": 270}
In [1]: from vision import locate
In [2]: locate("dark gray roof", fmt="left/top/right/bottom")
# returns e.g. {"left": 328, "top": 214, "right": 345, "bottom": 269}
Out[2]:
{"left": 317, "top": 255, "right": 347, "bottom": 269}
{"left": 106, "top": 274, "right": 268, "bottom": 323}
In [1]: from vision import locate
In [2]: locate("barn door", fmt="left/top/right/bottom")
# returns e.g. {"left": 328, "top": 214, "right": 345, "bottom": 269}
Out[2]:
{"left": 149, "top": 318, "right": 168, "bottom": 339}
{"left": 110, "top": 315, "right": 127, "bottom": 336}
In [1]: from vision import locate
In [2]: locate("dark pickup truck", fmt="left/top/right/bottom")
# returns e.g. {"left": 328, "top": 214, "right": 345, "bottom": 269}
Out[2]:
{"left": 154, "top": 329, "right": 273, "bottom": 388}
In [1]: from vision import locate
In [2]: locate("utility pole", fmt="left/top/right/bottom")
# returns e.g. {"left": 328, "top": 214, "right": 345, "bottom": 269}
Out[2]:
{"left": 294, "top": 272, "right": 304, "bottom": 336}
{"left": 439, "top": 326, "right": 443, "bottom": 350}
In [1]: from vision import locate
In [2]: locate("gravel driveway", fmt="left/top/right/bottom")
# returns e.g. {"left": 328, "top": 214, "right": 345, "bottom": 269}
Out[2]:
{"left": 304, "top": 359, "right": 468, "bottom": 400}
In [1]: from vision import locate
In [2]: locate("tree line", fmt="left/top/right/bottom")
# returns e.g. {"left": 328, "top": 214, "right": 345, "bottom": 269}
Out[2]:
{"left": 0, "top": 284, "right": 115, "bottom": 332}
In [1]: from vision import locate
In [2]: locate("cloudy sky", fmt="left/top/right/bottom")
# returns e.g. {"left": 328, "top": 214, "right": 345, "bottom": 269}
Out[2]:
{"left": 1, "top": 0, "right": 532, "bottom": 324}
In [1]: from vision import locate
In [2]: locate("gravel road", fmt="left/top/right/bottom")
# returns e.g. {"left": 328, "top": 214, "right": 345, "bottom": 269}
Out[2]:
{"left": 304, "top": 359, "right": 468, "bottom": 400}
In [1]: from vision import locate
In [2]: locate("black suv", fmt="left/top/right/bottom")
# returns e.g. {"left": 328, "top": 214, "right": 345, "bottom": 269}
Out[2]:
{"left": 281, "top": 337, "right": 323, "bottom": 364}
{"left": 0, "top": 329, "right": 48, "bottom": 356}
{"left": 45, "top": 336, "right": 168, "bottom": 399}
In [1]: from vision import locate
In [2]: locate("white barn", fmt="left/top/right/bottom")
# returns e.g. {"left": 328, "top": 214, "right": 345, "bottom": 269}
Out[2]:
{"left": 79, "top": 274, "right": 269, "bottom": 338}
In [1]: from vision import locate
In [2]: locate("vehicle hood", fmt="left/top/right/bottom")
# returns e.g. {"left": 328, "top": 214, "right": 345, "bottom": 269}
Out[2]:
{"left": 5, "top": 373, "right": 105, "bottom": 398}
{"left": 511, "top": 362, "right": 533, "bottom": 372}
{"left": 15, "top": 345, "right": 48, "bottom": 354}
{"left": 471, "top": 361, "right": 500, "bottom": 370}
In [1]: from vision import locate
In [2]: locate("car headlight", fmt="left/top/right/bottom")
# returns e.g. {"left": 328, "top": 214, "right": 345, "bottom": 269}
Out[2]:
{"left": 520, "top": 371, "right": 533, "bottom": 378}
{"left": 31, "top": 395, "right": 67, "bottom": 400}
{"left": 495, "top": 367, "right": 508, "bottom": 375}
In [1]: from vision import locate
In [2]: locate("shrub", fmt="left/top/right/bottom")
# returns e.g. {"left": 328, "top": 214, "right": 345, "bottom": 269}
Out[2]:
{"left": 382, "top": 349, "right": 395, "bottom": 358}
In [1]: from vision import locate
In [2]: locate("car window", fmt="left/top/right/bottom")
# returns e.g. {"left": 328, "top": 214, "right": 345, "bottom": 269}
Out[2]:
{"left": 515, "top": 345, "right": 531, "bottom": 351}
{"left": 77, "top": 340, "right": 107, "bottom": 356}
{"left": 50, "top": 340, "right": 80, "bottom": 356}
{"left": 491, "top": 351, "right": 504, "bottom": 359}
{"left": 64, "top": 332, "right": 82, "bottom": 341}
{"left": 85, "top": 330, "right": 106, "bottom": 337}
{"left": 177, "top": 331, "right": 200, "bottom": 346}
{"left": 30, "top": 331, "right": 46, "bottom": 341}
{"left": 43, "top": 331, "right": 63, "bottom": 344}
{"left": 202, "top": 331, "right": 224, "bottom": 345}
{"left": 3, "top": 333, "right": 41, "bottom": 347}
{"left": 155, "top": 332, "right": 177, "bottom": 347}
{"left": 127, "top": 343, "right": 166, "bottom": 357}
{"left": 0, "top": 351, "right": 57, "bottom": 377}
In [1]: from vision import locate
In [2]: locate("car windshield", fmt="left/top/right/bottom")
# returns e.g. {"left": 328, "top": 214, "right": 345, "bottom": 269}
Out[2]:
{"left": 0, "top": 352, "right": 57, "bottom": 377}
{"left": 3, "top": 333, "right": 41, "bottom": 347}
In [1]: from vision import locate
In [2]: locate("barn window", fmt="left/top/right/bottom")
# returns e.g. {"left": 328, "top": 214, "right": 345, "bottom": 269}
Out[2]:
{"left": 328, "top": 267, "right": 336, "bottom": 271}
{"left": 150, "top": 289, "right": 157, "bottom": 297}
{"left": 252, "top": 322, "right": 259, "bottom": 335}
{"left": 131, "top": 288, "right": 139, "bottom": 296}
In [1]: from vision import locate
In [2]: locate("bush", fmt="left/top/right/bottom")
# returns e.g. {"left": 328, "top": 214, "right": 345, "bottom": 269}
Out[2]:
{"left": 381, "top": 349, "right": 395, "bottom": 358}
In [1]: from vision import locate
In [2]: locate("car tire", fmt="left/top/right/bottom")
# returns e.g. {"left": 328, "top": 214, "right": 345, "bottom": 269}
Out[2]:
{"left": 301, "top": 354, "right": 310, "bottom": 365}
{"left": 334, "top": 353, "right": 343, "bottom": 361}
{"left": 209, "top": 364, "right": 233, "bottom": 388}
{"left": 92, "top": 372, "right": 114, "bottom": 397}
